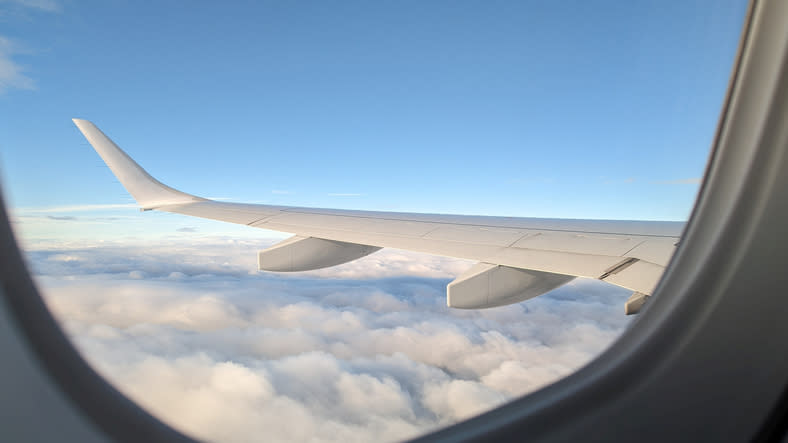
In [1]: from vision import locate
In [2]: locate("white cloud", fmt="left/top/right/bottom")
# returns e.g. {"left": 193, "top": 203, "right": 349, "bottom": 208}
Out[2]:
{"left": 28, "top": 238, "right": 633, "bottom": 443}
{"left": 0, "top": 36, "right": 35, "bottom": 93}
{"left": 47, "top": 253, "right": 84, "bottom": 262}
{"left": 423, "top": 379, "right": 507, "bottom": 423}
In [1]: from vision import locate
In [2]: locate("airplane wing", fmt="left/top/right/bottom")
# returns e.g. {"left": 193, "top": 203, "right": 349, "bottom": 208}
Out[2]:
{"left": 73, "top": 118, "right": 683, "bottom": 314}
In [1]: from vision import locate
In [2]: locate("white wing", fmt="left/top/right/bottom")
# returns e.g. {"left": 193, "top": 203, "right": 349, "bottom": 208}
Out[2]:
{"left": 73, "top": 119, "right": 682, "bottom": 314}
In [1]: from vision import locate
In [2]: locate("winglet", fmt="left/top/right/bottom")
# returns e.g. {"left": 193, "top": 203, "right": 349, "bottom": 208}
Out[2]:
{"left": 72, "top": 119, "right": 205, "bottom": 209}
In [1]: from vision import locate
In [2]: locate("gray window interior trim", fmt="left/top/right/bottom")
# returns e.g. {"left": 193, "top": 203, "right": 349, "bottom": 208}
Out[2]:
{"left": 0, "top": 197, "right": 196, "bottom": 442}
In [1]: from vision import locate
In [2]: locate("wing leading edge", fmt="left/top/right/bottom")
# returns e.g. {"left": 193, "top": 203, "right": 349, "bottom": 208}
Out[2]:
{"left": 73, "top": 119, "right": 683, "bottom": 314}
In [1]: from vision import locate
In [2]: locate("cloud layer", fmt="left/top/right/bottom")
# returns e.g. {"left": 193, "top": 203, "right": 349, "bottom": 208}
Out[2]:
{"left": 28, "top": 237, "right": 633, "bottom": 442}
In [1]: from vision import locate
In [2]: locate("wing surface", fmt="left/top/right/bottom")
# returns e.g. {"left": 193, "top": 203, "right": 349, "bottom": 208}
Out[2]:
{"left": 73, "top": 119, "right": 683, "bottom": 313}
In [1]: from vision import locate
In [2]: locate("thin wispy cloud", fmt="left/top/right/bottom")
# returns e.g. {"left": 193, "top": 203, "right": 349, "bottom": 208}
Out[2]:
{"left": 654, "top": 178, "right": 702, "bottom": 185}
{"left": 2, "top": 0, "right": 61, "bottom": 12}
{"left": 0, "top": 0, "right": 60, "bottom": 93}
{"left": 0, "top": 36, "right": 35, "bottom": 93}
{"left": 601, "top": 177, "right": 636, "bottom": 184}
{"left": 507, "top": 177, "right": 556, "bottom": 185}
{"left": 14, "top": 203, "right": 139, "bottom": 213}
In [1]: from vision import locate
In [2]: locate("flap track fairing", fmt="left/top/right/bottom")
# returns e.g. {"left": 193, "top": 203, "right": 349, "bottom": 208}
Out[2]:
{"left": 447, "top": 262, "right": 574, "bottom": 309}
{"left": 258, "top": 235, "right": 381, "bottom": 272}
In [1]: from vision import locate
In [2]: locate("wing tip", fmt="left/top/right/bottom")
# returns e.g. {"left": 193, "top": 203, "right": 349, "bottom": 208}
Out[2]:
{"left": 73, "top": 118, "right": 202, "bottom": 207}
{"left": 71, "top": 118, "right": 93, "bottom": 132}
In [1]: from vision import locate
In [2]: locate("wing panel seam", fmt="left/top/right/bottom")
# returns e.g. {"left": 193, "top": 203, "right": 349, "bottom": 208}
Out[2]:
{"left": 275, "top": 209, "right": 680, "bottom": 238}
{"left": 599, "top": 258, "right": 639, "bottom": 280}
{"left": 621, "top": 240, "right": 647, "bottom": 257}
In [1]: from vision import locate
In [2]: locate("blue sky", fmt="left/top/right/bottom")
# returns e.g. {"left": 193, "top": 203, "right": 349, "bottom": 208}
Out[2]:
{"left": 2, "top": 0, "right": 748, "bottom": 237}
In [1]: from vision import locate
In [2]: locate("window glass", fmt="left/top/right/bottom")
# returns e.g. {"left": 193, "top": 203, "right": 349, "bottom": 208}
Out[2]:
{"left": 1, "top": 1, "right": 748, "bottom": 442}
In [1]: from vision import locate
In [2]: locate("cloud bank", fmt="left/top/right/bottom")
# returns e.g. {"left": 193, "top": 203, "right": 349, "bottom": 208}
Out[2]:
{"left": 28, "top": 237, "right": 633, "bottom": 443}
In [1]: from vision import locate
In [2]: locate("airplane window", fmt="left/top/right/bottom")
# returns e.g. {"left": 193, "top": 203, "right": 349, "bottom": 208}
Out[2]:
{"left": 1, "top": 1, "right": 749, "bottom": 442}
